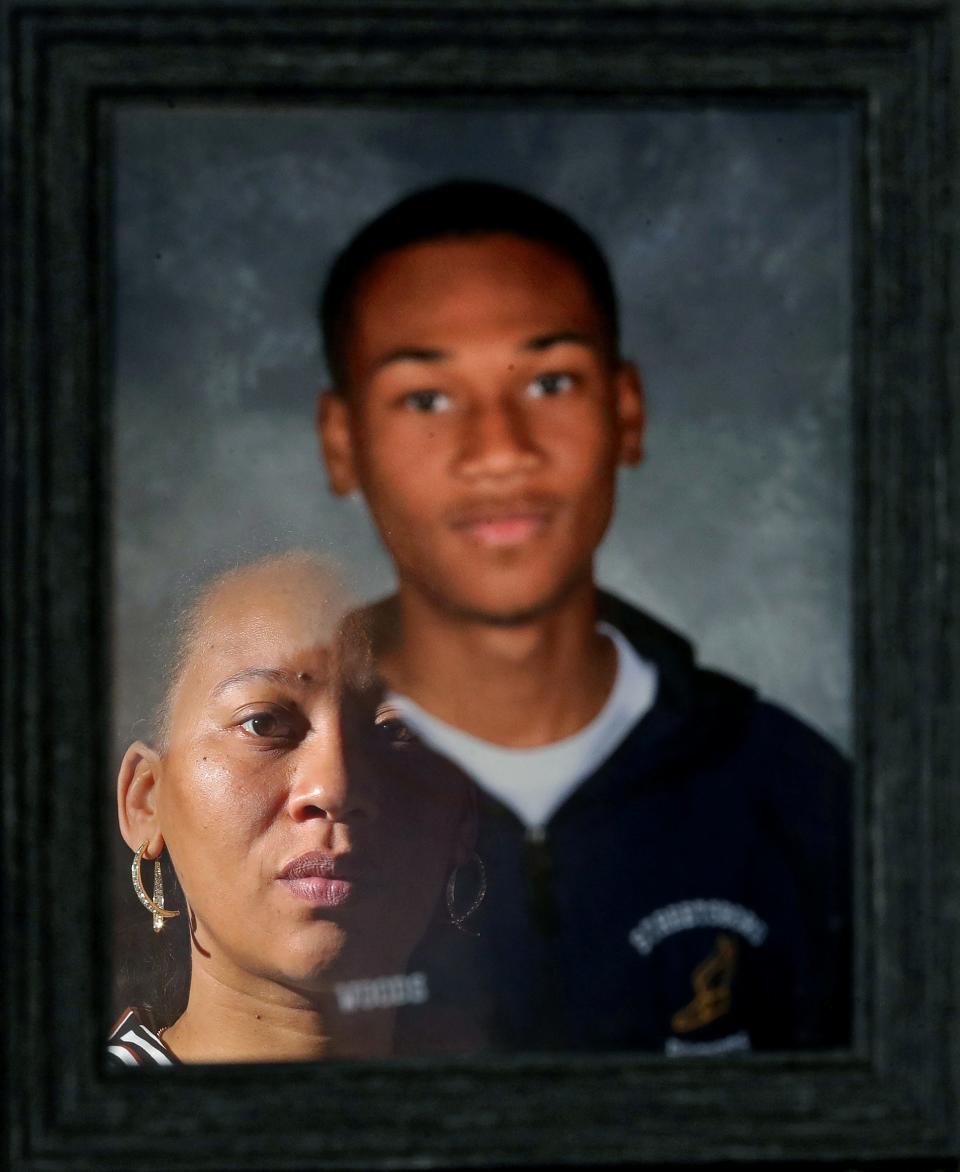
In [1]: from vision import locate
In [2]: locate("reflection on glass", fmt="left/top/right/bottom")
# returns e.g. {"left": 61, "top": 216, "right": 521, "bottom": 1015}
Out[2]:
{"left": 109, "top": 553, "right": 478, "bottom": 1064}
{"left": 113, "top": 110, "right": 853, "bottom": 1058}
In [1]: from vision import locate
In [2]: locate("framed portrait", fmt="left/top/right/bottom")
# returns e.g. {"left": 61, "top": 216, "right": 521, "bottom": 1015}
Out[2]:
{"left": 3, "top": 2, "right": 958, "bottom": 1168}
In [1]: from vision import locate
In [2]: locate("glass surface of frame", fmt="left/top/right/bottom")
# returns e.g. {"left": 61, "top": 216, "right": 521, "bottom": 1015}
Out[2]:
{"left": 4, "top": 2, "right": 959, "bottom": 1169}
{"left": 109, "top": 102, "right": 855, "bottom": 1061}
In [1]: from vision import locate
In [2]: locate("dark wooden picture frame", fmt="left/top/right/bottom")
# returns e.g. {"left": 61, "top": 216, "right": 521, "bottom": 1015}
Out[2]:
{"left": 3, "top": 2, "right": 958, "bottom": 1168}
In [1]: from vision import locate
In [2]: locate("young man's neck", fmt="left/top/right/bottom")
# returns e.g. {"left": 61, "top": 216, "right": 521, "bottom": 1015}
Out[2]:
{"left": 380, "top": 578, "right": 617, "bottom": 748}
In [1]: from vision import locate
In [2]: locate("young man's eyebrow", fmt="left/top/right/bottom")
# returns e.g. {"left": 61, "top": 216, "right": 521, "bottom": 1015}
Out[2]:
{"left": 210, "top": 667, "right": 325, "bottom": 699}
{"left": 369, "top": 333, "right": 600, "bottom": 376}
{"left": 372, "top": 346, "right": 450, "bottom": 373}
{"left": 521, "top": 331, "right": 599, "bottom": 353}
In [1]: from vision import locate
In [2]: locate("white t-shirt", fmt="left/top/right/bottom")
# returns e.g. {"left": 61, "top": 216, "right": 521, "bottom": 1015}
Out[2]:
{"left": 388, "top": 623, "right": 658, "bottom": 831}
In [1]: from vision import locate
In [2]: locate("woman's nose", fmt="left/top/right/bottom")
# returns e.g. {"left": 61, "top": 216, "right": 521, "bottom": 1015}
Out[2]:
{"left": 286, "top": 710, "right": 378, "bottom": 824}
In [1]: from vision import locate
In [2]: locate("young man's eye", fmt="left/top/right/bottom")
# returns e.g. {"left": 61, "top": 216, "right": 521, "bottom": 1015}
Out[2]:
{"left": 400, "top": 389, "right": 452, "bottom": 413}
{"left": 525, "top": 372, "right": 576, "bottom": 399}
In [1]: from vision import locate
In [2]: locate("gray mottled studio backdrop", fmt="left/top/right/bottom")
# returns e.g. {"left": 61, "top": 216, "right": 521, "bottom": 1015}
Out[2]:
{"left": 112, "top": 105, "right": 852, "bottom": 761}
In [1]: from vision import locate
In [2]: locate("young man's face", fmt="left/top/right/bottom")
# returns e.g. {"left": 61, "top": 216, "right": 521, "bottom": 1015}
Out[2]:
{"left": 319, "top": 233, "right": 644, "bottom": 625}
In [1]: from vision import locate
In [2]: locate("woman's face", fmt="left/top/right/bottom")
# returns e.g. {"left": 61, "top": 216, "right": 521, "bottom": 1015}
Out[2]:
{"left": 153, "top": 562, "right": 471, "bottom": 997}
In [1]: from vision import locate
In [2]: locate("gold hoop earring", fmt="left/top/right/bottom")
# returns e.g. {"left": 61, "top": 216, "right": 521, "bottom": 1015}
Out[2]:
{"left": 445, "top": 851, "right": 487, "bottom": 936}
{"left": 132, "top": 841, "right": 180, "bottom": 933}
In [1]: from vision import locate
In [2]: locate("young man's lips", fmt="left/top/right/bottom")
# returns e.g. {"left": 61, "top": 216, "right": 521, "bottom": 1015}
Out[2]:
{"left": 452, "top": 512, "right": 551, "bottom": 547}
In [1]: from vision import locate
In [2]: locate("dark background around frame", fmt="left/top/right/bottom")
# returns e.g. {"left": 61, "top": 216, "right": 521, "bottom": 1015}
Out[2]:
{"left": 2, "top": 3, "right": 959, "bottom": 1170}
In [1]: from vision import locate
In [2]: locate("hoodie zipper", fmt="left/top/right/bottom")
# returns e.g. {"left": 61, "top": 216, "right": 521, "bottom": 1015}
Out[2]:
{"left": 524, "top": 824, "right": 557, "bottom": 938}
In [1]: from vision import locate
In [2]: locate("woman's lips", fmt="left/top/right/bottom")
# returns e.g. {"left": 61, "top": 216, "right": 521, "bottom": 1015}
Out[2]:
{"left": 279, "top": 875, "right": 354, "bottom": 908}
{"left": 278, "top": 851, "right": 357, "bottom": 908}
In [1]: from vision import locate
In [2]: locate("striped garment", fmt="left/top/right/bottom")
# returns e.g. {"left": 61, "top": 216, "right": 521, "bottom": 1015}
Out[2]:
{"left": 107, "top": 1007, "right": 177, "bottom": 1067}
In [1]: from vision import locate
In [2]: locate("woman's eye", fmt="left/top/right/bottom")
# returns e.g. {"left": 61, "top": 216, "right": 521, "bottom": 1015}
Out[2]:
{"left": 373, "top": 705, "right": 419, "bottom": 749}
{"left": 525, "top": 372, "right": 575, "bottom": 399}
{"left": 401, "top": 389, "right": 452, "bottom": 413}
{"left": 239, "top": 713, "right": 294, "bottom": 739}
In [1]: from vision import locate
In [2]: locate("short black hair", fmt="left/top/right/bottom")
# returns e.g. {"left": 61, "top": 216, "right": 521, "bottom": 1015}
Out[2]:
{"left": 320, "top": 180, "right": 620, "bottom": 390}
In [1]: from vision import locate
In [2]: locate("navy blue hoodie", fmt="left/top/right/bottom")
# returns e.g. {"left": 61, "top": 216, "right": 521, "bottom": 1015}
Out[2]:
{"left": 398, "top": 592, "right": 851, "bottom": 1054}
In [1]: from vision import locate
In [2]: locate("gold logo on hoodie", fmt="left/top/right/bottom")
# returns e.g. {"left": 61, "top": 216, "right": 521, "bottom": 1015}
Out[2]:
{"left": 671, "top": 933, "right": 739, "bottom": 1033}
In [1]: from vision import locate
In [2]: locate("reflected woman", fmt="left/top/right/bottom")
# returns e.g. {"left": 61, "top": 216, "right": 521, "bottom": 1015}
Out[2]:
{"left": 108, "top": 552, "right": 479, "bottom": 1064}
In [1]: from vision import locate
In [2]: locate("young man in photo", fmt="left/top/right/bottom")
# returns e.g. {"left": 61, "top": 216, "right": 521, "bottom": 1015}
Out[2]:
{"left": 317, "top": 181, "right": 850, "bottom": 1054}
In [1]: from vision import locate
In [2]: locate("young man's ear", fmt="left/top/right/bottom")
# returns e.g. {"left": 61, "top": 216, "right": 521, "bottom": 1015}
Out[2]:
{"left": 117, "top": 741, "right": 165, "bottom": 857}
{"left": 614, "top": 361, "right": 645, "bottom": 467}
{"left": 316, "top": 389, "right": 360, "bottom": 497}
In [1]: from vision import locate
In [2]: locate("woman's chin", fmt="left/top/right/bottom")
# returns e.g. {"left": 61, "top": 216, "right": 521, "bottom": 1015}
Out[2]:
{"left": 232, "top": 915, "right": 418, "bottom": 999}
{"left": 253, "top": 922, "right": 346, "bottom": 987}
{"left": 289, "top": 944, "right": 415, "bottom": 996}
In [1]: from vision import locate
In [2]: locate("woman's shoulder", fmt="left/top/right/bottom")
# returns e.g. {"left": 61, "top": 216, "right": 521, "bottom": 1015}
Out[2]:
{"left": 107, "top": 1007, "right": 178, "bottom": 1067}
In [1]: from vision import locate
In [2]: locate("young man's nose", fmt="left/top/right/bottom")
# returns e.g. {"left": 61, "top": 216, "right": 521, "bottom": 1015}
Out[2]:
{"left": 457, "top": 399, "right": 541, "bottom": 479}
{"left": 286, "top": 715, "right": 378, "bottom": 824}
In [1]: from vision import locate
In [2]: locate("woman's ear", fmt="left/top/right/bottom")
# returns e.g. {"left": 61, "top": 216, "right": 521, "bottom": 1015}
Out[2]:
{"left": 316, "top": 389, "right": 360, "bottom": 497}
{"left": 117, "top": 741, "right": 165, "bottom": 857}
{"left": 615, "top": 360, "right": 645, "bottom": 466}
